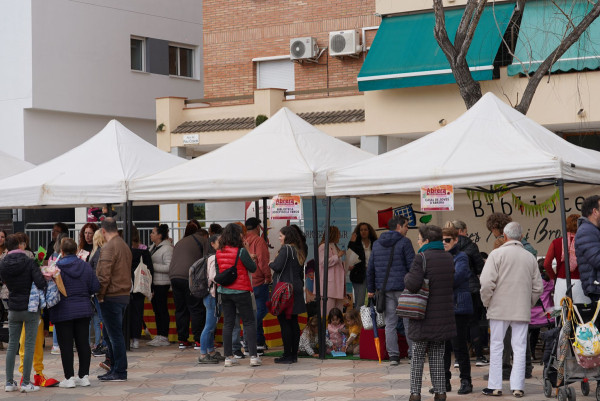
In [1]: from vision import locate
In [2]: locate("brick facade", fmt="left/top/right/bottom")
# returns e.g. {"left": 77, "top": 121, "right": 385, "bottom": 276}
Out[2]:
{"left": 203, "top": 0, "right": 378, "bottom": 101}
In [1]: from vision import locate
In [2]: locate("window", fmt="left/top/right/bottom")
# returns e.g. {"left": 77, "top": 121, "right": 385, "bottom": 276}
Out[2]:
{"left": 256, "top": 58, "right": 294, "bottom": 99}
{"left": 169, "top": 45, "right": 193, "bottom": 77}
{"left": 130, "top": 37, "right": 145, "bottom": 71}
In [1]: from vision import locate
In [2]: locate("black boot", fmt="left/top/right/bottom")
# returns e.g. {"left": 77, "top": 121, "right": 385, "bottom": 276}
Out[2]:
{"left": 458, "top": 379, "right": 473, "bottom": 395}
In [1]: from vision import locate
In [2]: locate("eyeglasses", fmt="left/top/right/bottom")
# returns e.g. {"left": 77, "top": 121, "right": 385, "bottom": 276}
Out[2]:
{"left": 443, "top": 238, "right": 453, "bottom": 243}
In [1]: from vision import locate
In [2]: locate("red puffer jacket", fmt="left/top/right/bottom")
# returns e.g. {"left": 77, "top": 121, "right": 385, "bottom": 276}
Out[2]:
{"left": 216, "top": 246, "right": 252, "bottom": 292}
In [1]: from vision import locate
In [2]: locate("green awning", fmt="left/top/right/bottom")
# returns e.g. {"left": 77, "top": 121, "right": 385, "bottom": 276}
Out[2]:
{"left": 508, "top": 0, "right": 600, "bottom": 76}
{"left": 358, "top": 4, "right": 515, "bottom": 91}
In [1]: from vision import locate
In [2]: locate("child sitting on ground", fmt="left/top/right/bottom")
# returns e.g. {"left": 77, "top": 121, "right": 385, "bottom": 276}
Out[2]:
{"left": 327, "top": 308, "right": 346, "bottom": 353}
{"left": 340, "top": 309, "right": 361, "bottom": 355}
{"left": 298, "top": 316, "right": 332, "bottom": 357}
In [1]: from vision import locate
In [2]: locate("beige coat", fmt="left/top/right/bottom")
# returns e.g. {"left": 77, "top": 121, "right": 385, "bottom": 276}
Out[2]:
{"left": 480, "top": 240, "right": 543, "bottom": 322}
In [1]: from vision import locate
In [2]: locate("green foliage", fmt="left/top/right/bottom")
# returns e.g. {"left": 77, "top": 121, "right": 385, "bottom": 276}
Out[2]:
{"left": 255, "top": 115, "right": 268, "bottom": 127}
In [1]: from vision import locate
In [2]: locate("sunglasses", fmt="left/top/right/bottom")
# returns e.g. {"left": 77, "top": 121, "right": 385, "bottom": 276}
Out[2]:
{"left": 443, "top": 238, "right": 453, "bottom": 243}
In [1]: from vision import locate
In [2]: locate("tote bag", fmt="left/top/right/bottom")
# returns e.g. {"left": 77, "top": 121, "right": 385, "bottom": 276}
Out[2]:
{"left": 396, "top": 252, "right": 429, "bottom": 320}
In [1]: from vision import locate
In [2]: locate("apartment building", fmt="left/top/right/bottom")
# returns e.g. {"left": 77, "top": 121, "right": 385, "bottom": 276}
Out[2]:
{"left": 1, "top": 0, "right": 203, "bottom": 164}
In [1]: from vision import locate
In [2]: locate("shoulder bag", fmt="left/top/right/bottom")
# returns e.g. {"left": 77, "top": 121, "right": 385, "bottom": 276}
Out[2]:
{"left": 396, "top": 252, "right": 429, "bottom": 320}
{"left": 267, "top": 245, "right": 294, "bottom": 318}
{"left": 213, "top": 249, "right": 240, "bottom": 286}
{"left": 374, "top": 243, "right": 397, "bottom": 314}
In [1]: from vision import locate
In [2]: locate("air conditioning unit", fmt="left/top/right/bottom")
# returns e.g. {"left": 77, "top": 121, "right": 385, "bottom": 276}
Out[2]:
{"left": 329, "top": 30, "right": 362, "bottom": 57}
{"left": 290, "top": 37, "right": 319, "bottom": 60}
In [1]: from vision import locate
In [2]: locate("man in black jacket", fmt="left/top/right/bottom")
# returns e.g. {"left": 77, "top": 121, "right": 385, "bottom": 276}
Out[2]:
{"left": 0, "top": 234, "right": 47, "bottom": 393}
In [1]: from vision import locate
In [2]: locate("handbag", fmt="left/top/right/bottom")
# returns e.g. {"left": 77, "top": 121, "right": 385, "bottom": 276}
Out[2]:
{"left": 396, "top": 252, "right": 429, "bottom": 320}
{"left": 267, "top": 246, "right": 294, "bottom": 318}
{"left": 360, "top": 300, "right": 385, "bottom": 329}
{"left": 133, "top": 258, "right": 153, "bottom": 300}
{"left": 213, "top": 249, "right": 240, "bottom": 286}
{"left": 375, "top": 243, "right": 397, "bottom": 314}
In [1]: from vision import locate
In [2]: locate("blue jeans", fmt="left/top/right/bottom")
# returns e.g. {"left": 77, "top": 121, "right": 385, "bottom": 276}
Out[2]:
{"left": 200, "top": 295, "right": 217, "bottom": 354}
{"left": 6, "top": 311, "right": 39, "bottom": 384}
{"left": 253, "top": 283, "right": 269, "bottom": 346}
{"left": 90, "top": 296, "right": 103, "bottom": 346}
{"left": 100, "top": 300, "right": 128, "bottom": 375}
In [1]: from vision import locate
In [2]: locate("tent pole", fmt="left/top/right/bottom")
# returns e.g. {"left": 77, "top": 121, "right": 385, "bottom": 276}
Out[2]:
{"left": 312, "top": 196, "right": 324, "bottom": 359}
{"left": 262, "top": 198, "right": 268, "bottom": 242}
{"left": 321, "top": 196, "right": 331, "bottom": 360}
{"left": 557, "top": 179, "right": 572, "bottom": 298}
{"left": 124, "top": 200, "right": 132, "bottom": 351}
{"left": 254, "top": 200, "right": 260, "bottom": 219}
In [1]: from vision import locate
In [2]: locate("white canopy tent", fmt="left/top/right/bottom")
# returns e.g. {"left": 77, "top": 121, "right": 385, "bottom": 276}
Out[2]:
{"left": 0, "top": 120, "right": 185, "bottom": 208}
{"left": 129, "top": 107, "right": 373, "bottom": 202}
{"left": 0, "top": 151, "right": 34, "bottom": 180}
{"left": 327, "top": 93, "right": 600, "bottom": 197}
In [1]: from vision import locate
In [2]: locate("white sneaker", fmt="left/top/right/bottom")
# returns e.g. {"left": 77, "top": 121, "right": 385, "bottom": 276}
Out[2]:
{"left": 131, "top": 338, "right": 139, "bottom": 349}
{"left": 158, "top": 336, "right": 170, "bottom": 346}
{"left": 59, "top": 377, "right": 76, "bottom": 388}
{"left": 20, "top": 383, "right": 40, "bottom": 393}
{"left": 147, "top": 336, "right": 162, "bottom": 346}
{"left": 74, "top": 375, "right": 90, "bottom": 387}
{"left": 4, "top": 380, "right": 18, "bottom": 392}
{"left": 224, "top": 357, "right": 239, "bottom": 367}
{"left": 250, "top": 356, "right": 262, "bottom": 367}
{"left": 51, "top": 345, "right": 61, "bottom": 355}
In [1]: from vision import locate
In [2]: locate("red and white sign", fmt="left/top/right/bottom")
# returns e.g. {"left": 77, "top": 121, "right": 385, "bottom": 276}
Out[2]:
{"left": 270, "top": 195, "right": 302, "bottom": 220}
{"left": 421, "top": 185, "right": 454, "bottom": 211}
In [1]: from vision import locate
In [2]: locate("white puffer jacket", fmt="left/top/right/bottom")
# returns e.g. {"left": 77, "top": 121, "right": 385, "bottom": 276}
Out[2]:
{"left": 150, "top": 240, "right": 173, "bottom": 286}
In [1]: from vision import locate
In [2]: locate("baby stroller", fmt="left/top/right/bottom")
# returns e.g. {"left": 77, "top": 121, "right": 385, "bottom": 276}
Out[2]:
{"left": 543, "top": 298, "right": 600, "bottom": 401}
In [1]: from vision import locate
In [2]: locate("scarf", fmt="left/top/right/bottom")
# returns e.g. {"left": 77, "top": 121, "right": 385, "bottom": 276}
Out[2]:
{"left": 418, "top": 240, "right": 444, "bottom": 253}
{"left": 561, "top": 232, "right": 577, "bottom": 272}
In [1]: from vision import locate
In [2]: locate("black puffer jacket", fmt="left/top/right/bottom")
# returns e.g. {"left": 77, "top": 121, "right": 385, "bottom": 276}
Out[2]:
{"left": 404, "top": 249, "right": 456, "bottom": 342}
{"left": 456, "top": 235, "right": 484, "bottom": 293}
{"left": 0, "top": 251, "right": 46, "bottom": 311}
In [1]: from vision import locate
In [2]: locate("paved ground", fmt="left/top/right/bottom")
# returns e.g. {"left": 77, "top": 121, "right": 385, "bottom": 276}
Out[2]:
{"left": 0, "top": 341, "right": 565, "bottom": 400}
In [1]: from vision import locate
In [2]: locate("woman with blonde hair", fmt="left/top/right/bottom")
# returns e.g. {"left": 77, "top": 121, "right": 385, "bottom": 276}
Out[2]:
{"left": 315, "top": 226, "right": 346, "bottom": 314}
{"left": 89, "top": 229, "right": 106, "bottom": 357}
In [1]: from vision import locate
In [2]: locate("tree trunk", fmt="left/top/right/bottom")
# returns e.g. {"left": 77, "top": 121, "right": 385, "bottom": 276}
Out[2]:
{"left": 453, "top": 61, "right": 483, "bottom": 109}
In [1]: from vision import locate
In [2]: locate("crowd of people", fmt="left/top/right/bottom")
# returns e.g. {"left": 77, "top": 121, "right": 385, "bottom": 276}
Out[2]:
{"left": 0, "top": 194, "right": 599, "bottom": 397}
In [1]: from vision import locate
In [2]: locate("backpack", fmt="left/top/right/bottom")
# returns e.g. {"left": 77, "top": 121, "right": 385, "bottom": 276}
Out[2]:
{"left": 189, "top": 256, "right": 209, "bottom": 299}
{"left": 573, "top": 302, "right": 600, "bottom": 357}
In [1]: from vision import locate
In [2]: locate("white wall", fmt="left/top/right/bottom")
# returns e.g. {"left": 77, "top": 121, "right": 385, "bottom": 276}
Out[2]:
{"left": 31, "top": 0, "right": 203, "bottom": 119}
{"left": 23, "top": 109, "right": 156, "bottom": 164}
{"left": 205, "top": 202, "right": 246, "bottom": 226}
{"left": 0, "top": 0, "right": 33, "bottom": 159}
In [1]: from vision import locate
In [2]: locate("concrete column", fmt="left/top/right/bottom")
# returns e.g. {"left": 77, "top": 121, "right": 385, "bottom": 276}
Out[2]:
{"left": 254, "top": 88, "right": 286, "bottom": 118}
{"left": 156, "top": 97, "right": 187, "bottom": 152}
{"left": 360, "top": 135, "right": 388, "bottom": 155}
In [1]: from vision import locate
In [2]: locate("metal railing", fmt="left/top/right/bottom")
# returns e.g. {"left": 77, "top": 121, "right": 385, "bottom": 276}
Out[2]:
{"left": 24, "top": 219, "right": 242, "bottom": 251}
{"left": 24, "top": 217, "right": 357, "bottom": 251}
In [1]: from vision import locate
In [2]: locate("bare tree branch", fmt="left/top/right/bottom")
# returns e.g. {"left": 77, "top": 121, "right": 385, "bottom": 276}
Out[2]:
{"left": 515, "top": 1, "right": 600, "bottom": 114}
{"left": 433, "top": 0, "right": 457, "bottom": 60}
{"left": 454, "top": 0, "right": 480, "bottom": 49}
{"left": 458, "top": 0, "right": 488, "bottom": 61}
